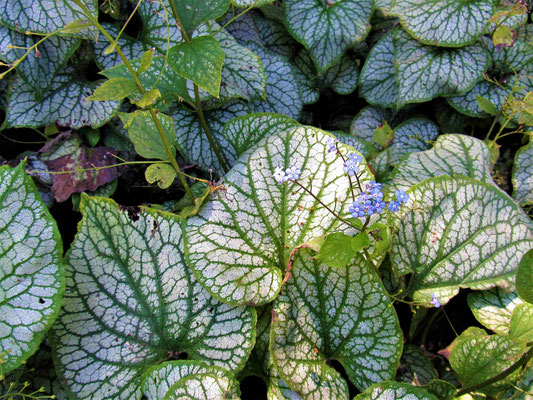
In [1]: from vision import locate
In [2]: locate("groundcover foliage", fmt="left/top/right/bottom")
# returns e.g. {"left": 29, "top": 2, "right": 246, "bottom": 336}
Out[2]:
{"left": 0, "top": 0, "right": 532, "bottom": 399}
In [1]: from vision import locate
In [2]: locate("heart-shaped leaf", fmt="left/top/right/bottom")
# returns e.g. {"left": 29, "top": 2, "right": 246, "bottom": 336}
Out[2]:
{"left": 0, "top": 164, "right": 64, "bottom": 374}
{"left": 283, "top": 0, "right": 372, "bottom": 72}
{"left": 141, "top": 361, "right": 240, "bottom": 399}
{"left": 171, "top": 0, "right": 229, "bottom": 37}
{"left": 390, "top": 175, "right": 533, "bottom": 306}
{"left": 168, "top": 36, "right": 225, "bottom": 98}
{"left": 389, "top": 0, "right": 494, "bottom": 47}
{"left": 513, "top": 138, "right": 533, "bottom": 207}
{"left": 467, "top": 288, "right": 523, "bottom": 335}
{"left": 271, "top": 249, "right": 402, "bottom": 397}
{"left": 0, "top": 0, "right": 97, "bottom": 38}
{"left": 398, "top": 345, "right": 438, "bottom": 386}
{"left": 185, "top": 126, "right": 375, "bottom": 306}
{"left": 354, "top": 381, "right": 438, "bottom": 400}
{"left": 390, "top": 134, "right": 494, "bottom": 192}
{"left": 448, "top": 328, "right": 526, "bottom": 395}
{"left": 0, "top": 26, "right": 80, "bottom": 98}
{"left": 5, "top": 70, "right": 121, "bottom": 129}
{"left": 51, "top": 196, "right": 255, "bottom": 399}
{"left": 393, "top": 29, "right": 488, "bottom": 106}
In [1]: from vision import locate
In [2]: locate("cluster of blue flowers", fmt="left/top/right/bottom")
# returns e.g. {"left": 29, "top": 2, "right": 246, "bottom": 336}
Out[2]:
{"left": 348, "top": 181, "right": 409, "bottom": 218}
{"left": 274, "top": 165, "right": 301, "bottom": 184}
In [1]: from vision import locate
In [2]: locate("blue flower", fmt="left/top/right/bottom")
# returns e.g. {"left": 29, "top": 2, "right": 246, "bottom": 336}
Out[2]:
{"left": 430, "top": 294, "right": 441, "bottom": 308}
{"left": 371, "top": 200, "right": 386, "bottom": 214}
{"left": 366, "top": 181, "right": 382, "bottom": 192}
{"left": 274, "top": 166, "right": 287, "bottom": 184}
{"left": 388, "top": 200, "right": 401, "bottom": 212}
{"left": 369, "top": 188, "right": 384, "bottom": 202}
{"left": 349, "top": 201, "right": 366, "bottom": 218}
{"left": 395, "top": 189, "right": 409, "bottom": 204}
{"left": 325, "top": 136, "right": 339, "bottom": 153}
{"left": 343, "top": 153, "right": 362, "bottom": 176}
{"left": 286, "top": 166, "right": 301, "bottom": 181}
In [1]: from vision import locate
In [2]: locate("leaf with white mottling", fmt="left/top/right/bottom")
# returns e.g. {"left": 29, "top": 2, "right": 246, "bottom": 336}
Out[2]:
{"left": 283, "top": 0, "right": 372, "bottom": 72}
{"left": 0, "top": 26, "right": 80, "bottom": 98}
{"left": 5, "top": 70, "right": 121, "bottom": 129}
{"left": 398, "top": 345, "right": 437, "bottom": 386}
{"left": 142, "top": 361, "right": 240, "bottom": 400}
{"left": 172, "top": 101, "right": 251, "bottom": 174}
{"left": 94, "top": 23, "right": 146, "bottom": 70}
{"left": 220, "top": 113, "right": 300, "bottom": 167}
{"left": 51, "top": 196, "right": 255, "bottom": 400}
{"left": 0, "top": 0, "right": 97, "bottom": 39}
{"left": 390, "top": 134, "right": 494, "bottom": 192}
{"left": 393, "top": 29, "right": 488, "bottom": 106}
{"left": 390, "top": 175, "right": 533, "bottom": 306}
{"left": 467, "top": 288, "right": 523, "bottom": 335}
{"left": 354, "top": 381, "right": 438, "bottom": 400}
{"left": 513, "top": 138, "right": 533, "bottom": 206}
{"left": 389, "top": 0, "right": 494, "bottom": 46}
{"left": 0, "top": 164, "right": 64, "bottom": 374}
{"left": 371, "top": 118, "right": 439, "bottom": 170}
{"left": 185, "top": 127, "right": 376, "bottom": 306}
{"left": 139, "top": 1, "right": 183, "bottom": 52}
{"left": 510, "top": 303, "right": 533, "bottom": 341}
{"left": 358, "top": 30, "right": 398, "bottom": 108}
{"left": 449, "top": 328, "right": 526, "bottom": 395}
{"left": 224, "top": 9, "right": 295, "bottom": 58}
{"left": 232, "top": 0, "right": 274, "bottom": 7}
{"left": 164, "top": 373, "right": 238, "bottom": 399}
{"left": 447, "top": 34, "right": 533, "bottom": 117}
{"left": 271, "top": 249, "right": 402, "bottom": 397}
{"left": 334, "top": 133, "right": 379, "bottom": 161}
{"left": 350, "top": 106, "right": 409, "bottom": 149}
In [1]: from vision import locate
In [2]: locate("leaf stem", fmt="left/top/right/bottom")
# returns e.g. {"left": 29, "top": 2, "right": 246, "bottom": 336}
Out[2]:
{"left": 70, "top": 0, "right": 195, "bottom": 202}
{"left": 456, "top": 345, "right": 533, "bottom": 396}
{"left": 168, "top": 3, "right": 230, "bottom": 173}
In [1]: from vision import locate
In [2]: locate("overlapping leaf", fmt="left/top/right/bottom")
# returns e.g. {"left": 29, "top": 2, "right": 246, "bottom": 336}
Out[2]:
{"left": 142, "top": 361, "right": 240, "bottom": 399}
{"left": 509, "top": 303, "right": 533, "bottom": 341}
{"left": 393, "top": 29, "right": 488, "bottom": 106}
{"left": 6, "top": 70, "right": 121, "bottom": 129}
{"left": 171, "top": 0, "right": 229, "bottom": 37}
{"left": 354, "top": 381, "right": 438, "bottom": 400}
{"left": 390, "top": 175, "right": 533, "bottom": 306}
{"left": 0, "top": 0, "right": 97, "bottom": 38}
{"left": 185, "top": 126, "right": 374, "bottom": 306}
{"left": 283, "top": 0, "right": 372, "bottom": 72}
{"left": 467, "top": 288, "right": 523, "bottom": 335}
{"left": 389, "top": 0, "right": 494, "bottom": 46}
{"left": 271, "top": 249, "right": 402, "bottom": 398}
{"left": 51, "top": 196, "right": 255, "bottom": 399}
{"left": 512, "top": 138, "right": 533, "bottom": 206}
{"left": 350, "top": 106, "right": 408, "bottom": 148}
{"left": 0, "top": 26, "right": 80, "bottom": 98}
{"left": 94, "top": 23, "right": 146, "bottom": 70}
{"left": 390, "top": 134, "right": 494, "bottom": 192}
{"left": 0, "top": 164, "right": 64, "bottom": 374}
{"left": 447, "top": 34, "right": 533, "bottom": 117}
{"left": 398, "top": 345, "right": 437, "bottom": 386}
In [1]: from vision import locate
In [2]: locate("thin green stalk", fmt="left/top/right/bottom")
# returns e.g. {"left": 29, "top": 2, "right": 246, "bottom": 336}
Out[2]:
{"left": 70, "top": 0, "right": 195, "bottom": 202}
{"left": 456, "top": 345, "right": 533, "bottom": 396}
{"left": 168, "top": 2, "right": 230, "bottom": 173}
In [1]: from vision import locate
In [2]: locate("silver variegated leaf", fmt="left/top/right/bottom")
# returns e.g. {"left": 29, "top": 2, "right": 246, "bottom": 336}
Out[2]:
{"left": 283, "top": 0, "right": 372, "bottom": 72}
{"left": 389, "top": 0, "right": 494, "bottom": 46}
{"left": 358, "top": 30, "right": 398, "bottom": 108}
{"left": 94, "top": 23, "right": 146, "bottom": 70}
{"left": 139, "top": 1, "right": 183, "bottom": 52}
{"left": 512, "top": 138, "right": 533, "bottom": 206}
{"left": 232, "top": 0, "right": 275, "bottom": 6}
{"left": 141, "top": 361, "right": 240, "bottom": 400}
{"left": 185, "top": 126, "right": 375, "bottom": 306}
{"left": 6, "top": 70, "right": 121, "bottom": 129}
{"left": 0, "top": 164, "right": 64, "bottom": 374}
{"left": 0, "top": 26, "right": 80, "bottom": 98}
{"left": 354, "top": 381, "right": 438, "bottom": 400}
{"left": 390, "top": 134, "right": 494, "bottom": 192}
{"left": 398, "top": 345, "right": 438, "bottom": 386}
{"left": 393, "top": 29, "right": 488, "bottom": 106}
{"left": 350, "top": 106, "right": 409, "bottom": 149}
{"left": 467, "top": 288, "right": 523, "bottom": 335}
{"left": 51, "top": 196, "right": 255, "bottom": 399}
{"left": 390, "top": 175, "right": 533, "bottom": 306}
{"left": 271, "top": 249, "right": 402, "bottom": 397}
{"left": 0, "top": 0, "right": 97, "bottom": 38}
